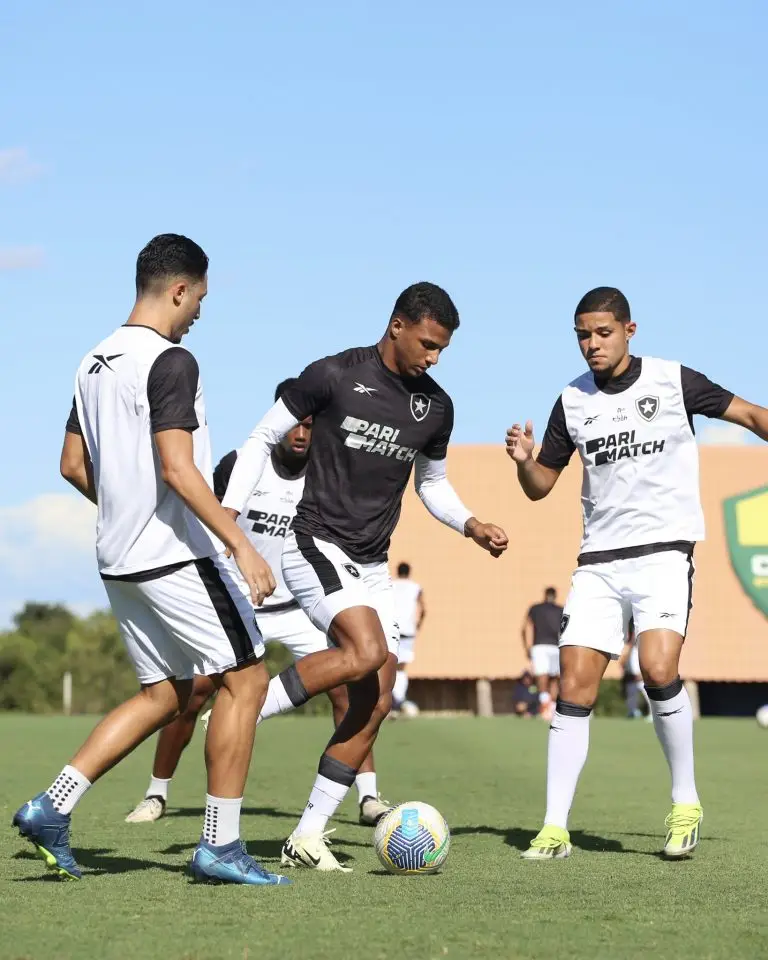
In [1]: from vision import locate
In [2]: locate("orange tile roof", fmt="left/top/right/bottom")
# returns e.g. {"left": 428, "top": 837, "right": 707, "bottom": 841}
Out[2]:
{"left": 389, "top": 445, "right": 768, "bottom": 681}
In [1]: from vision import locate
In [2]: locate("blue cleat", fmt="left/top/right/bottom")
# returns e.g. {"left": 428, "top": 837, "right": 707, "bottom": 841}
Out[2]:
{"left": 189, "top": 839, "right": 292, "bottom": 886}
{"left": 12, "top": 792, "right": 81, "bottom": 880}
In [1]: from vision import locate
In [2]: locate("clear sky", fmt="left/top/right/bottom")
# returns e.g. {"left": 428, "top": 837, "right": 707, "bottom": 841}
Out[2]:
{"left": 1, "top": 0, "right": 766, "bottom": 624}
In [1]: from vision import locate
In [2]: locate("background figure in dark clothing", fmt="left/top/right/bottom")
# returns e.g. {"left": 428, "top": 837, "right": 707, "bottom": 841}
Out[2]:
{"left": 522, "top": 587, "right": 563, "bottom": 720}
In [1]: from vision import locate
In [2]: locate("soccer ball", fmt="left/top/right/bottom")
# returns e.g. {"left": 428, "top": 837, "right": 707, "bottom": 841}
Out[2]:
{"left": 374, "top": 801, "right": 450, "bottom": 875}
{"left": 756, "top": 705, "right": 768, "bottom": 728}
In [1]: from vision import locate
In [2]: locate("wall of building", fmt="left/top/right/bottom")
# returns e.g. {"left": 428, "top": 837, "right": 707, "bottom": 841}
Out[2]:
{"left": 389, "top": 445, "right": 768, "bottom": 682}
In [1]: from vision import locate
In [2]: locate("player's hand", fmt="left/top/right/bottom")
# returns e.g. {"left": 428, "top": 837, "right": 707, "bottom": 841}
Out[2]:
{"left": 506, "top": 422, "right": 535, "bottom": 463}
{"left": 465, "top": 519, "right": 509, "bottom": 558}
{"left": 232, "top": 540, "right": 276, "bottom": 606}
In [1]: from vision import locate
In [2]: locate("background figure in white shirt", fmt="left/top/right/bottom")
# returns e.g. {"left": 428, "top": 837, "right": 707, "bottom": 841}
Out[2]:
{"left": 11, "top": 235, "right": 286, "bottom": 886}
{"left": 391, "top": 562, "right": 426, "bottom": 716}
{"left": 507, "top": 285, "right": 768, "bottom": 862}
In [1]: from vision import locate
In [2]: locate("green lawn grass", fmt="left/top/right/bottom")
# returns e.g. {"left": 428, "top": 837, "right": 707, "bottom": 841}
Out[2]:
{"left": 1, "top": 714, "right": 767, "bottom": 960}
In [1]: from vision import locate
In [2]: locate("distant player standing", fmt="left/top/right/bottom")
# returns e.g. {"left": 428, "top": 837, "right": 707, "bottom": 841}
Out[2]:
{"left": 507, "top": 286, "right": 768, "bottom": 860}
{"left": 125, "top": 381, "right": 392, "bottom": 828}
{"left": 12, "top": 235, "right": 288, "bottom": 886}
{"left": 619, "top": 619, "right": 651, "bottom": 719}
{"left": 223, "top": 282, "right": 508, "bottom": 871}
{"left": 522, "top": 587, "right": 563, "bottom": 721}
{"left": 391, "top": 562, "right": 425, "bottom": 713}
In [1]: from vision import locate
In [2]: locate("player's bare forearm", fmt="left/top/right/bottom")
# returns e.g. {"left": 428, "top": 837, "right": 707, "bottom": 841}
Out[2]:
{"left": 721, "top": 397, "right": 768, "bottom": 442}
{"left": 155, "top": 431, "right": 249, "bottom": 554}
{"left": 60, "top": 431, "right": 97, "bottom": 504}
{"left": 516, "top": 458, "right": 559, "bottom": 501}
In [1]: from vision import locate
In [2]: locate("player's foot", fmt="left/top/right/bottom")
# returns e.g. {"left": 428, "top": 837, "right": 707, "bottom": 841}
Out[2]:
{"left": 359, "top": 794, "right": 394, "bottom": 826}
{"left": 189, "top": 839, "right": 291, "bottom": 885}
{"left": 281, "top": 830, "right": 352, "bottom": 872}
{"left": 201, "top": 708, "right": 211, "bottom": 732}
{"left": 124, "top": 796, "right": 166, "bottom": 823}
{"left": 539, "top": 702, "right": 555, "bottom": 722}
{"left": 12, "top": 792, "right": 81, "bottom": 880}
{"left": 520, "top": 825, "right": 572, "bottom": 861}
{"left": 662, "top": 803, "right": 703, "bottom": 858}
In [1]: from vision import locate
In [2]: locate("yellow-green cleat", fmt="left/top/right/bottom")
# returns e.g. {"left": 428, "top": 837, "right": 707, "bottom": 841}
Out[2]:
{"left": 663, "top": 803, "right": 703, "bottom": 858}
{"left": 520, "top": 825, "right": 572, "bottom": 860}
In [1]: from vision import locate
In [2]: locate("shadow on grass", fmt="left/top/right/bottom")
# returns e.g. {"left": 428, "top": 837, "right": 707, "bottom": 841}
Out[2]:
{"left": 452, "top": 824, "right": 637, "bottom": 854}
{"left": 13, "top": 846, "right": 186, "bottom": 880}
{"left": 164, "top": 805, "right": 299, "bottom": 821}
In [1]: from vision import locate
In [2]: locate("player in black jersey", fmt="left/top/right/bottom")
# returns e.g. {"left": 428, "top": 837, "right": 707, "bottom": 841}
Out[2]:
{"left": 223, "top": 282, "right": 508, "bottom": 870}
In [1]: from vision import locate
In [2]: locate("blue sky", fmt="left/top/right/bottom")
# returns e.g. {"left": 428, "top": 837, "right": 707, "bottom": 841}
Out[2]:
{"left": 1, "top": 0, "right": 766, "bottom": 624}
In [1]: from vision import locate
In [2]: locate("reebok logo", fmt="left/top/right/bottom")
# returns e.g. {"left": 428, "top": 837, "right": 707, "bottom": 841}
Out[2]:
{"left": 340, "top": 416, "right": 418, "bottom": 462}
{"left": 659, "top": 612, "right": 674, "bottom": 619}
{"left": 88, "top": 353, "right": 123, "bottom": 374}
{"left": 353, "top": 382, "right": 378, "bottom": 396}
{"left": 584, "top": 415, "right": 600, "bottom": 425}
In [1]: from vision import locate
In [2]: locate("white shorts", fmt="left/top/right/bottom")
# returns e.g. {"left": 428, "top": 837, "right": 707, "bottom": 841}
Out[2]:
{"left": 282, "top": 532, "right": 399, "bottom": 657}
{"left": 104, "top": 554, "right": 264, "bottom": 686}
{"left": 256, "top": 603, "right": 327, "bottom": 659}
{"left": 560, "top": 549, "right": 694, "bottom": 659}
{"left": 398, "top": 635, "right": 416, "bottom": 665}
{"left": 530, "top": 644, "right": 560, "bottom": 677}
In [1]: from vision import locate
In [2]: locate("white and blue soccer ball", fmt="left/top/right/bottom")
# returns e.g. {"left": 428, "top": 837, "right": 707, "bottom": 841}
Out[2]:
{"left": 374, "top": 801, "right": 450, "bottom": 875}
{"left": 756, "top": 705, "right": 768, "bottom": 728}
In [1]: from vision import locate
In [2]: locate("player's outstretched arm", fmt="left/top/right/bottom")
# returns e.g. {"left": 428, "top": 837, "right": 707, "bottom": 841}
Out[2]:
{"left": 221, "top": 399, "right": 300, "bottom": 516}
{"left": 154, "top": 429, "right": 276, "bottom": 606}
{"left": 60, "top": 430, "right": 97, "bottom": 504}
{"left": 414, "top": 455, "right": 508, "bottom": 558}
{"left": 720, "top": 397, "right": 768, "bottom": 443}
{"left": 505, "top": 421, "right": 562, "bottom": 501}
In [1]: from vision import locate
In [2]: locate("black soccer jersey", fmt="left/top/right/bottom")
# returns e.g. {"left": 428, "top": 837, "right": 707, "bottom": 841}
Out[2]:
{"left": 279, "top": 345, "right": 455, "bottom": 563}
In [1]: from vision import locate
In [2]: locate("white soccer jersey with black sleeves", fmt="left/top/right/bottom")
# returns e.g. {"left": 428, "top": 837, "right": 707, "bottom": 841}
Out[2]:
{"left": 214, "top": 451, "right": 306, "bottom": 611}
{"left": 538, "top": 356, "right": 733, "bottom": 562}
{"left": 67, "top": 325, "right": 220, "bottom": 578}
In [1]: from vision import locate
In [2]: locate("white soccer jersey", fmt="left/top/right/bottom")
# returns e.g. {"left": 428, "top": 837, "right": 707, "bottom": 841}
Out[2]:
{"left": 392, "top": 578, "right": 422, "bottom": 636}
{"left": 67, "top": 325, "right": 219, "bottom": 577}
{"left": 538, "top": 356, "right": 733, "bottom": 561}
{"left": 214, "top": 452, "right": 305, "bottom": 610}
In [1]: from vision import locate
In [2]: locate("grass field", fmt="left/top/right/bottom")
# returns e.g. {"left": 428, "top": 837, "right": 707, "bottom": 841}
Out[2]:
{"left": 2, "top": 714, "right": 767, "bottom": 960}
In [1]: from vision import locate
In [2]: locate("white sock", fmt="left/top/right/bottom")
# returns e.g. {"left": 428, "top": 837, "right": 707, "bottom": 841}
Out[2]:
{"left": 202, "top": 794, "right": 242, "bottom": 846}
{"left": 146, "top": 775, "right": 171, "bottom": 801}
{"left": 355, "top": 772, "right": 378, "bottom": 803}
{"left": 392, "top": 671, "right": 409, "bottom": 708}
{"left": 647, "top": 683, "right": 699, "bottom": 805}
{"left": 543, "top": 707, "right": 591, "bottom": 830}
{"left": 258, "top": 675, "right": 296, "bottom": 724}
{"left": 46, "top": 764, "right": 91, "bottom": 815}
{"left": 295, "top": 774, "right": 350, "bottom": 837}
{"left": 539, "top": 691, "right": 552, "bottom": 705}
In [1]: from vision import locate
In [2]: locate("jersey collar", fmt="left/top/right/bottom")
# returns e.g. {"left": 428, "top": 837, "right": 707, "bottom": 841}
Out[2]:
{"left": 594, "top": 355, "right": 642, "bottom": 395}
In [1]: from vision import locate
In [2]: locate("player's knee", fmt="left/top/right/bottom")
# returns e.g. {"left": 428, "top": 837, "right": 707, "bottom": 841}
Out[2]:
{"left": 640, "top": 656, "right": 678, "bottom": 689}
{"left": 557, "top": 674, "right": 596, "bottom": 709}
{"left": 345, "top": 637, "right": 388, "bottom": 681}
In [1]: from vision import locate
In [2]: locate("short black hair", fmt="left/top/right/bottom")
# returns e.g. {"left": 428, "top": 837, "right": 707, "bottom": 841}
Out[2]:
{"left": 397, "top": 562, "right": 411, "bottom": 577}
{"left": 136, "top": 234, "right": 208, "bottom": 296}
{"left": 545, "top": 586, "right": 557, "bottom": 600}
{"left": 275, "top": 378, "right": 299, "bottom": 402}
{"left": 392, "top": 282, "right": 460, "bottom": 331}
{"left": 575, "top": 286, "right": 631, "bottom": 324}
